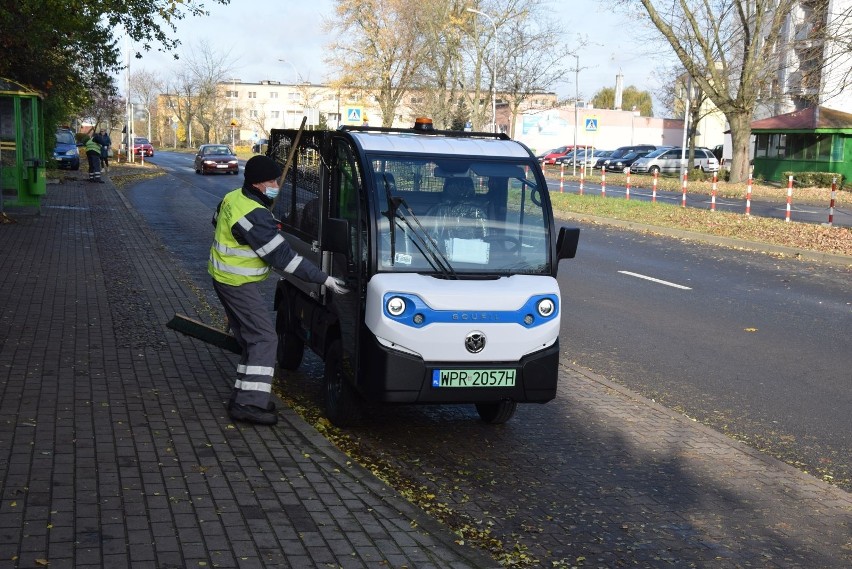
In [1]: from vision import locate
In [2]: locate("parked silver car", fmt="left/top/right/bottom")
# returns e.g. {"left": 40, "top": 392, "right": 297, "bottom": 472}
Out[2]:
{"left": 631, "top": 147, "right": 720, "bottom": 174}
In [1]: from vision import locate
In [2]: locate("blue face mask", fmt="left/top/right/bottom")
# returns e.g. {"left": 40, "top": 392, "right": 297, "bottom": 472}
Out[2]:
{"left": 264, "top": 186, "right": 279, "bottom": 199}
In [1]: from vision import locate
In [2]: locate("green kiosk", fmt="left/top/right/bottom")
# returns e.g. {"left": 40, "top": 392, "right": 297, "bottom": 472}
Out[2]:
{"left": 0, "top": 77, "right": 46, "bottom": 212}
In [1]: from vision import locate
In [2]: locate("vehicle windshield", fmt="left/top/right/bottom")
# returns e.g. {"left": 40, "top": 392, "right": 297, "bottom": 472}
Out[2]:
{"left": 370, "top": 155, "right": 550, "bottom": 276}
{"left": 206, "top": 145, "right": 231, "bottom": 155}
{"left": 134, "top": 138, "right": 149, "bottom": 144}
{"left": 55, "top": 131, "right": 75, "bottom": 145}
{"left": 643, "top": 148, "right": 669, "bottom": 158}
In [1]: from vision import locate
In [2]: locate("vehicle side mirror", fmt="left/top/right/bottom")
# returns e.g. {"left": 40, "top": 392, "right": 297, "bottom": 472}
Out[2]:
{"left": 556, "top": 226, "right": 580, "bottom": 260}
{"left": 323, "top": 217, "right": 349, "bottom": 254}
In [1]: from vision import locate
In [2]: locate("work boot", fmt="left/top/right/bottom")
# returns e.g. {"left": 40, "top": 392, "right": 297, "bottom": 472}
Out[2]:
{"left": 228, "top": 393, "right": 275, "bottom": 411}
{"left": 228, "top": 402, "right": 278, "bottom": 425}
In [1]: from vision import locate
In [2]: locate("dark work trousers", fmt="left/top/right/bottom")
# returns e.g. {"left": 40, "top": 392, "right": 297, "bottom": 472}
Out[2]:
{"left": 212, "top": 279, "right": 276, "bottom": 409}
{"left": 86, "top": 150, "right": 101, "bottom": 181}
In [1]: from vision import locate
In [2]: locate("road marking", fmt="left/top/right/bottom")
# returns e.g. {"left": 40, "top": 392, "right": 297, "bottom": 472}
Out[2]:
{"left": 618, "top": 271, "right": 692, "bottom": 290}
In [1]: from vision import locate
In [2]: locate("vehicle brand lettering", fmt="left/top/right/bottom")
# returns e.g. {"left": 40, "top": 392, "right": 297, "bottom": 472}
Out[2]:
{"left": 452, "top": 312, "right": 496, "bottom": 321}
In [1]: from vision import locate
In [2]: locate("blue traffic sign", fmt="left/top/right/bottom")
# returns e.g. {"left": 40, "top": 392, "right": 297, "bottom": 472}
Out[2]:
{"left": 584, "top": 118, "right": 598, "bottom": 132}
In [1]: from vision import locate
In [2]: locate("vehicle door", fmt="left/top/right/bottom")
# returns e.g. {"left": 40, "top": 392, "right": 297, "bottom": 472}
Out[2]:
{"left": 327, "top": 137, "right": 367, "bottom": 382}
{"left": 661, "top": 149, "right": 682, "bottom": 172}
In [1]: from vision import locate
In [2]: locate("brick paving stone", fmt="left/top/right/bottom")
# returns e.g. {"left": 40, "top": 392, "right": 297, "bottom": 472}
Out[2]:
{"left": 0, "top": 175, "right": 493, "bottom": 568}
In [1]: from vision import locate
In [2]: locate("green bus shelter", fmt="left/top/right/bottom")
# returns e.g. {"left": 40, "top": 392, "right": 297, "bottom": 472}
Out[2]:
{"left": 751, "top": 106, "right": 852, "bottom": 184}
{"left": 0, "top": 77, "right": 46, "bottom": 210}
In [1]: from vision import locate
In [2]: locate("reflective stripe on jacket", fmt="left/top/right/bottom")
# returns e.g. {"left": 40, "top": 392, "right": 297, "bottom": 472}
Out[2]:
{"left": 208, "top": 189, "right": 270, "bottom": 286}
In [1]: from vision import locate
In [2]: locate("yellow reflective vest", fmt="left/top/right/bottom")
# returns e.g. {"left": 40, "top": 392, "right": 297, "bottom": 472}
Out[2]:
{"left": 208, "top": 189, "right": 271, "bottom": 286}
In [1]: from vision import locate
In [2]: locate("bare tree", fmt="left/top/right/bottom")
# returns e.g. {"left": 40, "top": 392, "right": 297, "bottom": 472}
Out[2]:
{"left": 81, "top": 80, "right": 124, "bottom": 132}
{"left": 129, "top": 68, "right": 164, "bottom": 143}
{"left": 495, "top": 8, "right": 573, "bottom": 137}
{"left": 631, "top": 0, "right": 798, "bottom": 183}
{"left": 410, "top": 0, "right": 468, "bottom": 129}
{"left": 186, "top": 40, "right": 235, "bottom": 144}
{"left": 326, "top": 0, "right": 433, "bottom": 127}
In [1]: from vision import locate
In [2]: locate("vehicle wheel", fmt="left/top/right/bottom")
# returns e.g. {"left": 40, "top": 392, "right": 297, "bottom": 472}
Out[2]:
{"left": 649, "top": 166, "right": 661, "bottom": 175}
{"left": 324, "top": 339, "right": 362, "bottom": 427}
{"left": 475, "top": 400, "right": 517, "bottom": 424}
{"left": 275, "top": 299, "right": 304, "bottom": 370}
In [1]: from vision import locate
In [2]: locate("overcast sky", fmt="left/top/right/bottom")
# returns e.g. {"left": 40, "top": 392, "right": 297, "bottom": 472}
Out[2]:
{"left": 127, "top": 0, "right": 661, "bottom": 111}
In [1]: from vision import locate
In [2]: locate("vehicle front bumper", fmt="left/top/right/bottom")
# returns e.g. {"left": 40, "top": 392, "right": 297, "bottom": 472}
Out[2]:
{"left": 359, "top": 333, "right": 560, "bottom": 404}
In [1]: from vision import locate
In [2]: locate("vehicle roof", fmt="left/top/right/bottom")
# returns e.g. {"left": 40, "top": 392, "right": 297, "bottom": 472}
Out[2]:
{"left": 348, "top": 131, "right": 532, "bottom": 159}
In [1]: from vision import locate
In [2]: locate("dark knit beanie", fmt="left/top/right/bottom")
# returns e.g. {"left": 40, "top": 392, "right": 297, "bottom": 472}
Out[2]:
{"left": 244, "top": 155, "right": 283, "bottom": 184}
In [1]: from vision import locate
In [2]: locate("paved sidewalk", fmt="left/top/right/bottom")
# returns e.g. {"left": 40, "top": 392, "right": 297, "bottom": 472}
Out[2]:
{"left": 0, "top": 173, "right": 494, "bottom": 569}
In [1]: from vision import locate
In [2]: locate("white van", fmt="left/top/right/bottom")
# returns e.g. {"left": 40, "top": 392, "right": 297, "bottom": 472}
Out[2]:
{"left": 631, "top": 147, "right": 720, "bottom": 174}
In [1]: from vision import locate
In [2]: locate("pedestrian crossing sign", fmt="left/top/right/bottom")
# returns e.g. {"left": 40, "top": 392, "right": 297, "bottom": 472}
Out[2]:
{"left": 346, "top": 107, "right": 362, "bottom": 123}
{"left": 584, "top": 118, "right": 598, "bottom": 132}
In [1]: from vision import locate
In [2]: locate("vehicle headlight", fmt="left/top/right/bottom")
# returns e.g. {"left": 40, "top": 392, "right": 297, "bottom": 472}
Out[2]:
{"left": 228, "top": 160, "right": 238, "bottom": 164}
{"left": 386, "top": 296, "right": 406, "bottom": 317}
{"left": 66, "top": 149, "right": 77, "bottom": 156}
{"left": 537, "top": 298, "right": 555, "bottom": 317}
{"left": 204, "top": 160, "right": 216, "bottom": 165}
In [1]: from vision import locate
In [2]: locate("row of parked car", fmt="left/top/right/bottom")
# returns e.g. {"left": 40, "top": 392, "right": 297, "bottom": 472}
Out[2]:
{"left": 537, "top": 144, "right": 720, "bottom": 174}
{"left": 52, "top": 128, "right": 155, "bottom": 170}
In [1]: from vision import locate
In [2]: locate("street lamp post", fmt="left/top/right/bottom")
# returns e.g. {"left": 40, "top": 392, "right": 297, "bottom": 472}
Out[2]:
{"left": 466, "top": 8, "right": 498, "bottom": 133}
{"left": 571, "top": 53, "right": 580, "bottom": 176}
{"left": 278, "top": 58, "right": 300, "bottom": 128}
{"left": 135, "top": 104, "right": 151, "bottom": 144}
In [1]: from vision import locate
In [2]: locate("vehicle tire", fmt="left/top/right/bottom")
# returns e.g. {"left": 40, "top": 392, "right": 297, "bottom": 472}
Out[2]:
{"left": 324, "top": 339, "right": 362, "bottom": 427}
{"left": 475, "top": 400, "right": 517, "bottom": 424}
{"left": 649, "top": 165, "right": 660, "bottom": 175}
{"left": 275, "top": 299, "right": 304, "bottom": 370}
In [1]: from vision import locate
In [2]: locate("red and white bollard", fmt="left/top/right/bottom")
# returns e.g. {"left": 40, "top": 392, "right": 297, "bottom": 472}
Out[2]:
{"left": 652, "top": 170, "right": 658, "bottom": 203}
{"left": 601, "top": 166, "right": 606, "bottom": 197}
{"left": 828, "top": 177, "right": 837, "bottom": 226}
{"left": 579, "top": 164, "right": 585, "bottom": 195}
{"left": 681, "top": 171, "right": 688, "bottom": 208}
{"left": 785, "top": 175, "right": 793, "bottom": 222}
{"left": 559, "top": 163, "right": 565, "bottom": 193}
{"left": 710, "top": 172, "right": 718, "bottom": 211}
{"left": 625, "top": 167, "right": 631, "bottom": 200}
{"left": 745, "top": 174, "right": 753, "bottom": 216}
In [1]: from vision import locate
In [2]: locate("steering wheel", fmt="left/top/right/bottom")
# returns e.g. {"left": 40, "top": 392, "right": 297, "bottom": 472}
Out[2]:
{"left": 484, "top": 235, "right": 521, "bottom": 254}
{"left": 530, "top": 188, "right": 543, "bottom": 207}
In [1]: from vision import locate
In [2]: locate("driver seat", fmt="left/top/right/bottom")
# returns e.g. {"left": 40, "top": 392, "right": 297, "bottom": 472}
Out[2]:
{"left": 426, "top": 177, "right": 489, "bottom": 244}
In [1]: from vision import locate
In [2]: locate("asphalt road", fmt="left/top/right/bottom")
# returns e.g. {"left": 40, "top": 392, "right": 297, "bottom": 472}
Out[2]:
{"left": 132, "top": 150, "right": 851, "bottom": 491}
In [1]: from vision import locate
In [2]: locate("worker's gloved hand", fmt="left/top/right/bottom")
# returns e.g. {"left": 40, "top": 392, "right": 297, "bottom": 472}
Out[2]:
{"left": 324, "top": 276, "right": 349, "bottom": 294}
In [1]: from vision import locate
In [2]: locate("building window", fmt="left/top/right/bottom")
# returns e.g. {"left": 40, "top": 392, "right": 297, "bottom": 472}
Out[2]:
{"left": 225, "top": 90, "right": 238, "bottom": 98}
{"left": 271, "top": 111, "right": 280, "bottom": 118}
{"left": 270, "top": 92, "right": 278, "bottom": 98}
{"left": 249, "top": 110, "right": 259, "bottom": 118}
{"left": 248, "top": 91, "right": 257, "bottom": 99}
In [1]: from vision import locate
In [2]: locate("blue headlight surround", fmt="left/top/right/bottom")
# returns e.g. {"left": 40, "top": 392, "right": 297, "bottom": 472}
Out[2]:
{"left": 382, "top": 292, "right": 559, "bottom": 328}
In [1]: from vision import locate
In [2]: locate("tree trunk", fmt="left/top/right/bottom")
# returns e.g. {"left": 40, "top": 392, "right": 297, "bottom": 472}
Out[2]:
{"left": 726, "top": 111, "right": 752, "bottom": 184}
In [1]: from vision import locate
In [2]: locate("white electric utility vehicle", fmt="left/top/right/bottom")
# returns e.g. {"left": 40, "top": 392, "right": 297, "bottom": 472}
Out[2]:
{"left": 269, "top": 119, "right": 579, "bottom": 426}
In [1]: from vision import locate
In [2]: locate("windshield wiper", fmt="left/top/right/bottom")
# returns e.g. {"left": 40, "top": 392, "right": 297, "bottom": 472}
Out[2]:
{"left": 382, "top": 177, "right": 458, "bottom": 279}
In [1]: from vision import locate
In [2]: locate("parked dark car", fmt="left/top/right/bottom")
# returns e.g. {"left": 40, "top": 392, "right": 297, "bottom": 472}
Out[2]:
{"left": 194, "top": 144, "right": 239, "bottom": 175}
{"left": 595, "top": 144, "right": 658, "bottom": 169}
{"left": 53, "top": 128, "right": 80, "bottom": 170}
{"left": 131, "top": 137, "right": 154, "bottom": 157}
{"left": 604, "top": 149, "right": 654, "bottom": 172}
